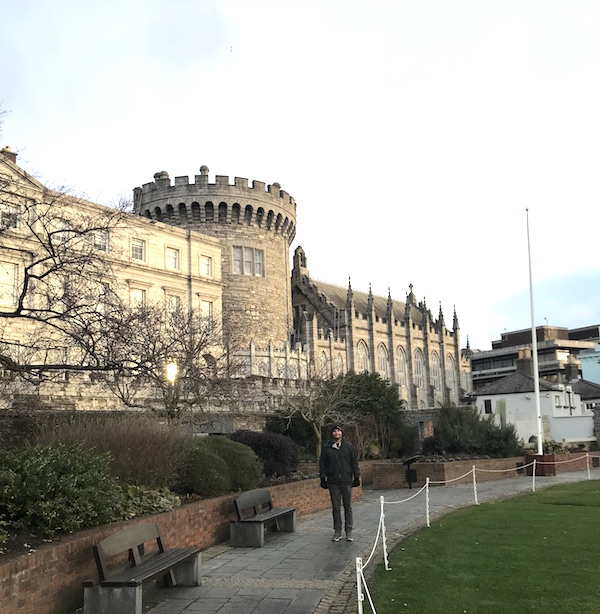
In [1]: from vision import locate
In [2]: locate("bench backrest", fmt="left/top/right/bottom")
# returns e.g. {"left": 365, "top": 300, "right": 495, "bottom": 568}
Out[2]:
{"left": 93, "top": 523, "right": 166, "bottom": 582}
{"left": 234, "top": 488, "right": 273, "bottom": 520}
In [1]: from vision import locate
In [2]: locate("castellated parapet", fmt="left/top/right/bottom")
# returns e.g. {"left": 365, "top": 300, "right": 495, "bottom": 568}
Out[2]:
{"left": 133, "top": 167, "right": 297, "bottom": 348}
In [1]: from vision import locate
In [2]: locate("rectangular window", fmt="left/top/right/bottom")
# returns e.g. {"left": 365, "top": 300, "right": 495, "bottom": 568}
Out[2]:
{"left": 232, "top": 246, "right": 265, "bottom": 277}
{"left": 200, "top": 255, "right": 212, "bottom": 276}
{"left": 130, "top": 288, "right": 146, "bottom": 307}
{"left": 131, "top": 238, "right": 146, "bottom": 261}
{"left": 0, "top": 262, "right": 18, "bottom": 307}
{"left": 166, "top": 247, "right": 180, "bottom": 270}
{"left": 232, "top": 247, "right": 243, "bottom": 274}
{"left": 94, "top": 229, "right": 109, "bottom": 252}
{"left": 168, "top": 294, "right": 182, "bottom": 313}
{"left": 200, "top": 300, "right": 213, "bottom": 320}
{"left": 254, "top": 249, "right": 264, "bottom": 277}
{"left": 1, "top": 204, "right": 18, "bottom": 229}
{"left": 555, "top": 395, "right": 561, "bottom": 407}
{"left": 244, "top": 249, "right": 254, "bottom": 275}
{"left": 484, "top": 399, "right": 492, "bottom": 414}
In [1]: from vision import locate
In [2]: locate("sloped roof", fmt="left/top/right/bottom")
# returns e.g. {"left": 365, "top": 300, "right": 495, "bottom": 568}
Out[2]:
{"left": 568, "top": 379, "right": 600, "bottom": 400}
{"left": 303, "top": 278, "right": 428, "bottom": 326}
{"left": 472, "top": 371, "right": 555, "bottom": 396}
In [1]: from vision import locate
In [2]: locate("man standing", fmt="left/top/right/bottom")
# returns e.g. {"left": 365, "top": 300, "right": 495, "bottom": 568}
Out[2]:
{"left": 319, "top": 424, "right": 360, "bottom": 542}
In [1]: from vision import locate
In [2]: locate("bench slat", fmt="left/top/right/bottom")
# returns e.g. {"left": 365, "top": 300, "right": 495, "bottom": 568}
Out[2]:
{"left": 237, "top": 507, "right": 295, "bottom": 523}
{"left": 100, "top": 547, "right": 200, "bottom": 587}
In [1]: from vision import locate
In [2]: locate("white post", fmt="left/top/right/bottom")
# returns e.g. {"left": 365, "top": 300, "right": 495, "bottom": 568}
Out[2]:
{"left": 356, "top": 557, "right": 364, "bottom": 614}
{"left": 381, "top": 495, "right": 391, "bottom": 571}
{"left": 526, "top": 208, "right": 544, "bottom": 455}
{"left": 587, "top": 453, "right": 591, "bottom": 480}
{"left": 426, "top": 478, "right": 431, "bottom": 528}
{"left": 472, "top": 465, "right": 479, "bottom": 506}
{"left": 532, "top": 458, "right": 537, "bottom": 492}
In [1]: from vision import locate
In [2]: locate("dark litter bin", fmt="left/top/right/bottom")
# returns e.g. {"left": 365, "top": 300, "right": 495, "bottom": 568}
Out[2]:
{"left": 403, "top": 455, "right": 420, "bottom": 489}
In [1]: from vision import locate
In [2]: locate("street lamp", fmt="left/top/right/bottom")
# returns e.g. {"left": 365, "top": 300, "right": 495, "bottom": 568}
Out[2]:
{"left": 166, "top": 361, "right": 178, "bottom": 383}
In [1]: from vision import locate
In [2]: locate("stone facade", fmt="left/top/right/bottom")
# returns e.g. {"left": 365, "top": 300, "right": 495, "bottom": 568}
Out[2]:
{"left": 0, "top": 149, "right": 470, "bottom": 415}
{"left": 291, "top": 247, "right": 471, "bottom": 410}
{"left": 133, "top": 167, "right": 296, "bottom": 349}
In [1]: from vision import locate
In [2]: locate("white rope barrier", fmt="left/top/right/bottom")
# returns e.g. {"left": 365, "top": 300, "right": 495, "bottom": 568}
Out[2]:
{"left": 354, "top": 457, "right": 600, "bottom": 612}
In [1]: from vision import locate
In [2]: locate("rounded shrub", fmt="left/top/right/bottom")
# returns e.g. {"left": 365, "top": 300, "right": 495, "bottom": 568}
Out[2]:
{"left": 197, "top": 436, "right": 262, "bottom": 492}
{"left": 0, "top": 444, "right": 121, "bottom": 537}
{"left": 181, "top": 445, "right": 231, "bottom": 496}
{"left": 229, "top": 430, "right": 299, "bottom": 477}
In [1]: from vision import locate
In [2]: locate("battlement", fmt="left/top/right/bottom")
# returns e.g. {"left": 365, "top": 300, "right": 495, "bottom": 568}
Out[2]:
{"left": 136, "top": 168, "right": 296, "bottom": 209}
{"left": 133, "top": 166, "right": 296, "bottom": 241}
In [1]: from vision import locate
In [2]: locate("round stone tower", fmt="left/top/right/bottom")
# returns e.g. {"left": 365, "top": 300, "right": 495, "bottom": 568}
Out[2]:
{"left": 133, "top": 166, "right": 296, "bottom": 348}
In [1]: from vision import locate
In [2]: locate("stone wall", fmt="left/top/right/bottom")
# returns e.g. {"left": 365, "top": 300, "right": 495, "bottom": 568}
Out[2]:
{"left": 1, "top": 477, "right": 361, "bottom": 614}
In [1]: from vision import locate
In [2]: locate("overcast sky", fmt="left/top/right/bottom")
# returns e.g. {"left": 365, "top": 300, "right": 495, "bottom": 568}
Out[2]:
{"left": 2, "top": 0, "right": 599, "bottom": 350}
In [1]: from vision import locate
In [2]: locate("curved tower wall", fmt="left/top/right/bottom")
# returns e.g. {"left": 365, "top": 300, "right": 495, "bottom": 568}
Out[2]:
{"left": 133, "top": 167, "right": 296, "bottom": 348}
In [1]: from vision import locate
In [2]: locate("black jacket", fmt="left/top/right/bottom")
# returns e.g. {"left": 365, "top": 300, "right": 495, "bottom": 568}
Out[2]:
{"left": 319, "top": 437, "right": 360, "bottom": 486}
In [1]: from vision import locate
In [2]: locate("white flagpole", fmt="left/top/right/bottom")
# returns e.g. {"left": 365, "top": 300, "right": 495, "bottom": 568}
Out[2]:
{"left": 526, "top": 208, "right": 544, "bottom": 455}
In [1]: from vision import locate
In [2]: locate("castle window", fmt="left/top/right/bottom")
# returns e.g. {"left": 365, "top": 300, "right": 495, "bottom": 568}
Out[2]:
{"left": 397, "top": 346, "right": 407, "bottom": 387}
{"left": 200, "top": 300, "right": 213, "bottom": 327}
{"left": 94, "top": 229, "right": 109, "bottom": 252}
{"left": 200, "top": 255, "right": 212, "bottom": 276}
{"left": 131, "top": 238, "right": 146, "bottom": 261}
{"left": 1, "top": 203, "right": 18, "bottom": 229}
{"left": 232, "top": 246, "right": 265, "bottom": 277}
{"left": 414, "top": 349, "right": 424, "bottom": 388}
{"left": 130, "top": 288, "right": 146, "bottom": 307}
{"left": 446, "top": 354, "right": 455, "bottom": 390}
{"left": 377, "top": 344, "right": 389, "bottom": 380}
{"left": 166, "top": 247, "right": 180, "bottom": 270}
{"left": 431, "top": 352, "right": 440, "bottom": 389}
{"left": 357, "top": 341, "right": 369, "bottom": 373}
{"left": 0, "top": 262, "right": 18, "bottom": 307}
{"left": 336, "top": 354, "right": 344, "bottom": 376}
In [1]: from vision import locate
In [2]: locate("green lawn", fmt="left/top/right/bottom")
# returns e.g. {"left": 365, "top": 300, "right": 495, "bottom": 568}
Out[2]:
{"left": 367, "top": 480, "right": 600, "bottom": 614}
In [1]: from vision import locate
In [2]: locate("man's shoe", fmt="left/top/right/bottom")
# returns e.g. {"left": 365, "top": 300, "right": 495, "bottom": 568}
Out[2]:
{"left": 332, "top": 531, "right": 342, "bottom": 542}
{"left": 346, "top": 532, "right": 353, "bottom": 542}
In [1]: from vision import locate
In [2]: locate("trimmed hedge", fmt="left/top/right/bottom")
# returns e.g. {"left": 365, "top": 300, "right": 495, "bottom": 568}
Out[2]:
{"left": 0, "top": 444, "right": 121, "bottom": 537}
{"left": 230, "top": 430, "right": 299, "bottom": 477}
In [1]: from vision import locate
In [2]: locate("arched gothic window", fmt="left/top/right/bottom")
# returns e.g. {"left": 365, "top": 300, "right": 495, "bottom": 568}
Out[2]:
{"left": 431, "top": 352, "right": 441, "bottom": 390}
{"left": 320, "top": 352, "right": 328, "bottom": 377}
{"left": 377, "top": 344, "right": 389, "bottom": 380}
{"left": 446, "top": 354, "right": 456, "bottom": 390}
{"left": 397, "top": 346, "right": 407, "bottom": 387}
{"left": 336, "top": 354, "right": 344, "bottom": 376}
{"left": 357, "top": 341, "right": 369, "bottom": 373}
{"left": 414, "top": 349, "right": 424, "bottom": 388}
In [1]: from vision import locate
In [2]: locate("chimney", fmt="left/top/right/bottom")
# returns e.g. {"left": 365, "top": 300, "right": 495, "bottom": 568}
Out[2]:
{"left": 516, "top": 347, "right": 533, "bottom": 376}
{"left": 564, "top": 354, "right": 580, "bottom": 381}
{"left": 1, "top": 146, "right": 17, "bottom": 164}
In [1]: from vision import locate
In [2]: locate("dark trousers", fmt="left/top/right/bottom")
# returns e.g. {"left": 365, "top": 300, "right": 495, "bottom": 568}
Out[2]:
{"left": 328, "top": 483, "right": 353, "bottom": 532}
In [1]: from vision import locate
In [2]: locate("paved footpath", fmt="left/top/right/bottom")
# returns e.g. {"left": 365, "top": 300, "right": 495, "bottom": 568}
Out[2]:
{"left": 142, "top": 470, "right": 594, "bottom": 614}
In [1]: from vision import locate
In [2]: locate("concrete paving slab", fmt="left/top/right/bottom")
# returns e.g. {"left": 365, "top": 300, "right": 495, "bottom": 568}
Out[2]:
{"left": 69, "top": 469, "right": 594, "bottom": 614}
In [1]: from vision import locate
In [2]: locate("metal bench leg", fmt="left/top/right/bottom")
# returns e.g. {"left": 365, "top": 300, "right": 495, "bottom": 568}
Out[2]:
{"left": 173, "top": 552, "right": 202, "bottom": 586}
{"left": 84, "top": 585, "right": 142, "bottom": 614}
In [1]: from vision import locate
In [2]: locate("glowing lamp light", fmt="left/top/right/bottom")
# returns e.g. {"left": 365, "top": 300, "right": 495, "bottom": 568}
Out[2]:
{"left": 166, "top": 362, "right": 178, "bottom": 383}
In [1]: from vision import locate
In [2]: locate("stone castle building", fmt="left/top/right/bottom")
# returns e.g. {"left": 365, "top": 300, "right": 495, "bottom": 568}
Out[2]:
{"left": 131, "top": 165, "right": 471, "bottom": 411}
{"left": 0, "top": 147, "right": 470, "bottom": 420}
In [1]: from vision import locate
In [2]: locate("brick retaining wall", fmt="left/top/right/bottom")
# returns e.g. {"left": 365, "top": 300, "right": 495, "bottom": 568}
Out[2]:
{"left": 0, "top": 478, "right": 361, "bottom": 614}
{"left": 371, "top": 454, "right": 599, "bottom": 489}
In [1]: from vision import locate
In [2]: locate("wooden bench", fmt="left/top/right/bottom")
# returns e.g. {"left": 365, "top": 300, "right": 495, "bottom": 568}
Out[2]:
{"left": 83, "top": 523, "right": 201, "bottom": 614}
{"left": 230, "top": 488, "right": 296, "bottom": 548}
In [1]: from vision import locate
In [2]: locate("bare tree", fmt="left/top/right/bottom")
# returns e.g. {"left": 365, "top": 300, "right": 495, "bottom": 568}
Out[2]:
{"left": 276, "top": 368, "right": 359, "bottom": 453}
{"left": 97, "top": 299, "right": 239, "bottom": 421}
{"left": 0, "top": 175, "right": 132, "bottom": 380}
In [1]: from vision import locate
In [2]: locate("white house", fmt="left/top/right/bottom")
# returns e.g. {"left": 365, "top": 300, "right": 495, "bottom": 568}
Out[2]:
{"left": 472, "top": 371, "right": 595, "bottom": 448}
